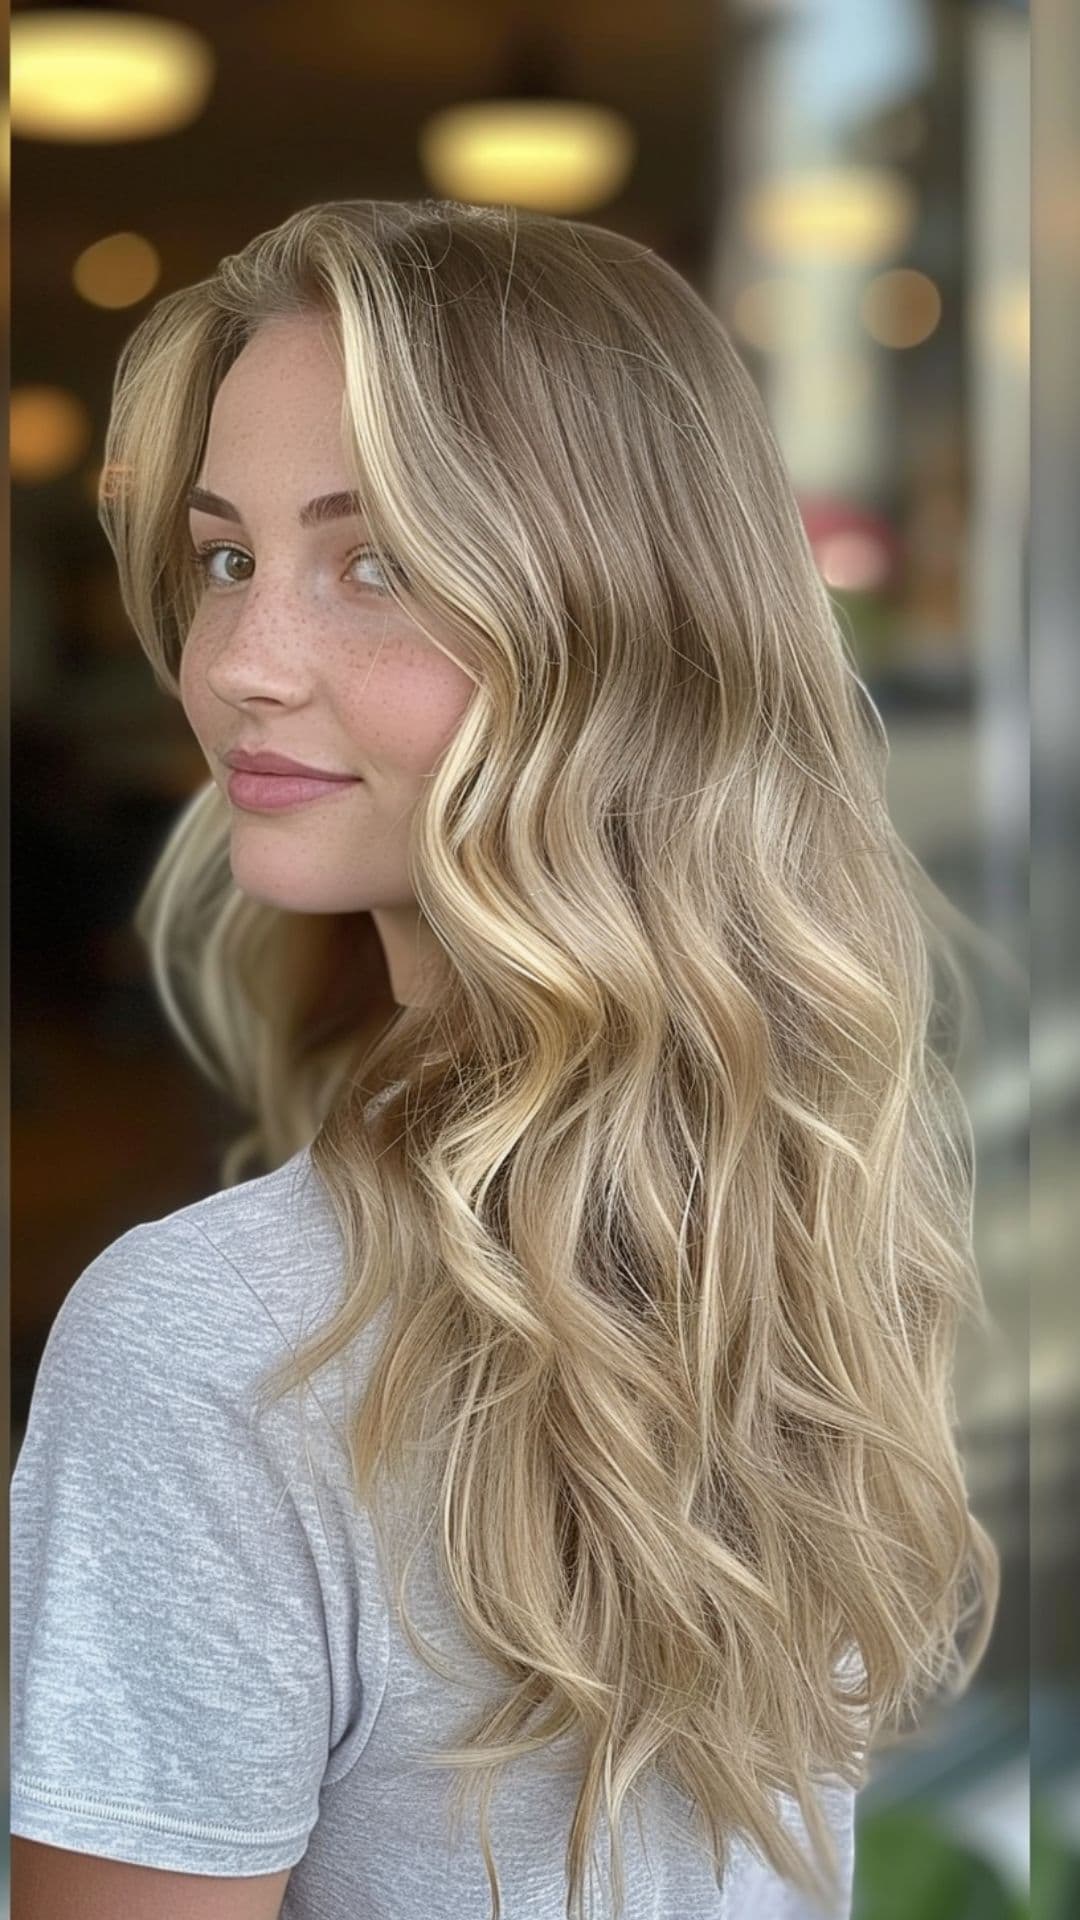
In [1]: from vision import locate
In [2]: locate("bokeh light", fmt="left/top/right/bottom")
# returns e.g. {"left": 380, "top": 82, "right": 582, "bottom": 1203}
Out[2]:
{"left": 10, "top": 385, "right": 93, "bottom": 483}
{"left": 743, "top": 165, "right": 918, "bottom": 265}
{"left": 861, "top": 268, "right": 943, "bottom": 348}
{"left": 419, "top": 100, "right": 635, "bottom": 213}
{"left": 11, "top": 10, "right": 214, "bottom": 142}
{"left": 73, "top": 231, "right": 161, "bottom": 309}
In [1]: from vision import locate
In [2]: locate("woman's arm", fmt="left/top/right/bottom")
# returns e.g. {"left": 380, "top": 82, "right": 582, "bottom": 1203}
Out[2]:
{"left": 12, "top": 1837, "right": 291, "bottom": 1920}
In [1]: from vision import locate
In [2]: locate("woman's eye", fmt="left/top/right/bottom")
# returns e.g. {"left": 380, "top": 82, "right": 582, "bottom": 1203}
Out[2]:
{"left": 192, "top": 543, "right": 252, "bottom": 588}
{"left": 191, "top": 541, "right": 397, "bottom": 594}
{"left": 346, "top": 545, "right": 396, "bottom": 594}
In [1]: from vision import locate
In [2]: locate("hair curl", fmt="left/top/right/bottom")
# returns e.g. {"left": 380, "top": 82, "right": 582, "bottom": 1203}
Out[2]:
{"left": 97, "top": 197, "right": 1003, "bottom": 1920}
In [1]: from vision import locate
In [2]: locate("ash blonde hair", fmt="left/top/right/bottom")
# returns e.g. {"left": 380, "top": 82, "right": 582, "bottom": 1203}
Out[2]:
{"left": 97, "top": 197, "right": 1002, "bottom": 1919}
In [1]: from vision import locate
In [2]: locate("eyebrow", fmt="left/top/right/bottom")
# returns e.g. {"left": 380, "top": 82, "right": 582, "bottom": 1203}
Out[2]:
{"left": 185, "top": 486, "right": 366, "bottom": 528}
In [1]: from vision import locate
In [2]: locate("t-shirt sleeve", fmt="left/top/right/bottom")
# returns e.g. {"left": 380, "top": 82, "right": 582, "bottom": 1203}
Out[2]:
{"left": 10, "top": 1217, "right": 341, "bottom": 1875}
{"left": 766, "top": 1777, "right": 858, "bottom": 1920}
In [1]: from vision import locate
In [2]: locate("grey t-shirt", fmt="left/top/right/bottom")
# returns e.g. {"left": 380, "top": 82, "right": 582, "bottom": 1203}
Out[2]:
{"left": 11, "top": 1140, "right": 859, "bottom": 1918}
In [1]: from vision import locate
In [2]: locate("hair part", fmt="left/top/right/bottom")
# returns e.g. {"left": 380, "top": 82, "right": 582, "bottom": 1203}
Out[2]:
{"left": 99, "top": 197, "right": 1006, "bottom": 1919}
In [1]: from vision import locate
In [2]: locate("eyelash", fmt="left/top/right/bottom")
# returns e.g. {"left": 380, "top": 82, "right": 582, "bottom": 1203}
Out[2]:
{"left": 190, "top": 539, "right": 397, "bottom": 596}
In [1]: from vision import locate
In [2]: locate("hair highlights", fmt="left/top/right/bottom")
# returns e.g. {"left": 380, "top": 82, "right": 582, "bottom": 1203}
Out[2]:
{"left": 98, "top": 198, "right": 1001, "bottom": 1919}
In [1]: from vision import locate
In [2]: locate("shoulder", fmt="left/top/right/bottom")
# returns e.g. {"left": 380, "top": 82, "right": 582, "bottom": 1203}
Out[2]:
{"left": 40, "top": 1147, "right": 344, "bottom": 1412}
{"left": 22, "top": 1145, "right": 402, "bottom": 1521}
{"left": 166, "top": 1141, "right": 338, "bottom": 1260}
{"left": 10, "top": 1147, "right": 379, "bottom": 1890}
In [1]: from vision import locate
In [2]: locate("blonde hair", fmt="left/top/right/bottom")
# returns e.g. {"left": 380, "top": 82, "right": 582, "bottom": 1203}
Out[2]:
{"left": 98, "top": 197, "right": 1003, "bottom": 1919}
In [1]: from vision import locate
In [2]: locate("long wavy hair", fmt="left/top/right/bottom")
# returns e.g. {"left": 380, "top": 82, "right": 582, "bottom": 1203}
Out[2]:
{"left": 97, "top": 197, "right": 1002, "bottom": 1920}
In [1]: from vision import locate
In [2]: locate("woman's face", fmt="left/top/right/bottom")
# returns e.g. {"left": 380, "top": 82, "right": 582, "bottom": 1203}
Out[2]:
{"left": 179, "top": 310, "right": 477, "bottom": 1001}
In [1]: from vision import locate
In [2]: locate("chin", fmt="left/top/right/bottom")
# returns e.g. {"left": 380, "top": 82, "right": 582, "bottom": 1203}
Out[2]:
{"left": 225, "top": 861, "right": 366, "bottom": 917}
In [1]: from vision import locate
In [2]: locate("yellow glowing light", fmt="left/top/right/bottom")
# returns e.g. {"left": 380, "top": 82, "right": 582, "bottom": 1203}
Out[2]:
{"left": 11, "top": 11, "right": 214, "bottom": 142}
{"left": 861, "top": 268, "right": 942, "bottom": 348}
{"left": 73, "top": 230, "right": 161, "bottom": 308}
{"left": 419, "top": 100, "right": 636, "bottom": 213}
{"left": 11, "top": 385, "right": 93, "bottom": 482}
{"left": 743, "top": 166, "right": 918, "bottom": 265}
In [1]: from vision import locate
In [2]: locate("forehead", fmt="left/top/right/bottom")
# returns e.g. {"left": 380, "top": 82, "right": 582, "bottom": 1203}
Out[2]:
{"left": 205, "top": 314, "right": 347, "bottom": 453}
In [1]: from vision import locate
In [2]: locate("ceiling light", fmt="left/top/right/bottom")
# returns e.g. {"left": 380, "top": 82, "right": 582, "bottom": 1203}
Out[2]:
{"left": 420, "top": 100, "right": 635, "bottom": 214}
{"left": 11, "top": 10, "right": 214, "bottom": 142}
{"left": 419, "top": 24, "right": 635, "bottom": 215}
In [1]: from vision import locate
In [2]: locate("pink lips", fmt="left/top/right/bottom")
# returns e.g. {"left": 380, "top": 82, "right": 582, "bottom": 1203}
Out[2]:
{"left": 220, "top": 748, "right": 359, "bottom": 810}
{"left": 226, "top": 769, "right": 362, "bottom": 811}
{"left": 223, "top": 747, "right": 362, "bottom": 812}
{"left": 224, "top": 748, "right": 357, "bottom": 779}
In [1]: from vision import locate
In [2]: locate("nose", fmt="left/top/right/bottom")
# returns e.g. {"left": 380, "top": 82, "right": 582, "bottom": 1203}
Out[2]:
{"left": 202, "top": 574, "right": 315, "bottom": 708}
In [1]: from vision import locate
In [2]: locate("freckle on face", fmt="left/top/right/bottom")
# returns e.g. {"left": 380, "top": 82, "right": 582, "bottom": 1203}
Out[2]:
{"left": 178, "top": 313, "right": 479, "bottom": 922}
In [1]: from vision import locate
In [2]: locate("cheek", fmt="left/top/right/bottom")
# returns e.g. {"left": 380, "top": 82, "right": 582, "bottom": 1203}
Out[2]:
{"left": 177, "top": 627, "right": 211, "bottom": 736}
{"left": 177, "top": 636, "right": 196, "bottom": 718}
{"left": 341, "top": 652, "right": 475, "bottom": 776}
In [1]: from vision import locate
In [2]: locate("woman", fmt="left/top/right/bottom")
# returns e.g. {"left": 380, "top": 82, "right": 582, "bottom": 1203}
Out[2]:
{"left": 11, "top": 197, "right": 1000, "bottom": 1920}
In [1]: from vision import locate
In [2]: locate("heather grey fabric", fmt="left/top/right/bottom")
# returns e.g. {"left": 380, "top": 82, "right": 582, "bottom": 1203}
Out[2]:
{"left": 11, "top": 1137, "right": 859, "bottom": 1917}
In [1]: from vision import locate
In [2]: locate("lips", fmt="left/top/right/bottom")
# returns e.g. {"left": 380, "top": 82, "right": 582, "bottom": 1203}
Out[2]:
{"left": 223, "top": 749, "right": 356, "bottom": 780}
{"left": 225, "top": 763, "right": 362, "bottom": 813}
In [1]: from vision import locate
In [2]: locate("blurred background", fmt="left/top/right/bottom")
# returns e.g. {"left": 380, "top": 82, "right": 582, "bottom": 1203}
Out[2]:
{"left": 4, "top": 1, "right": 1053, "bottom": 1916}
